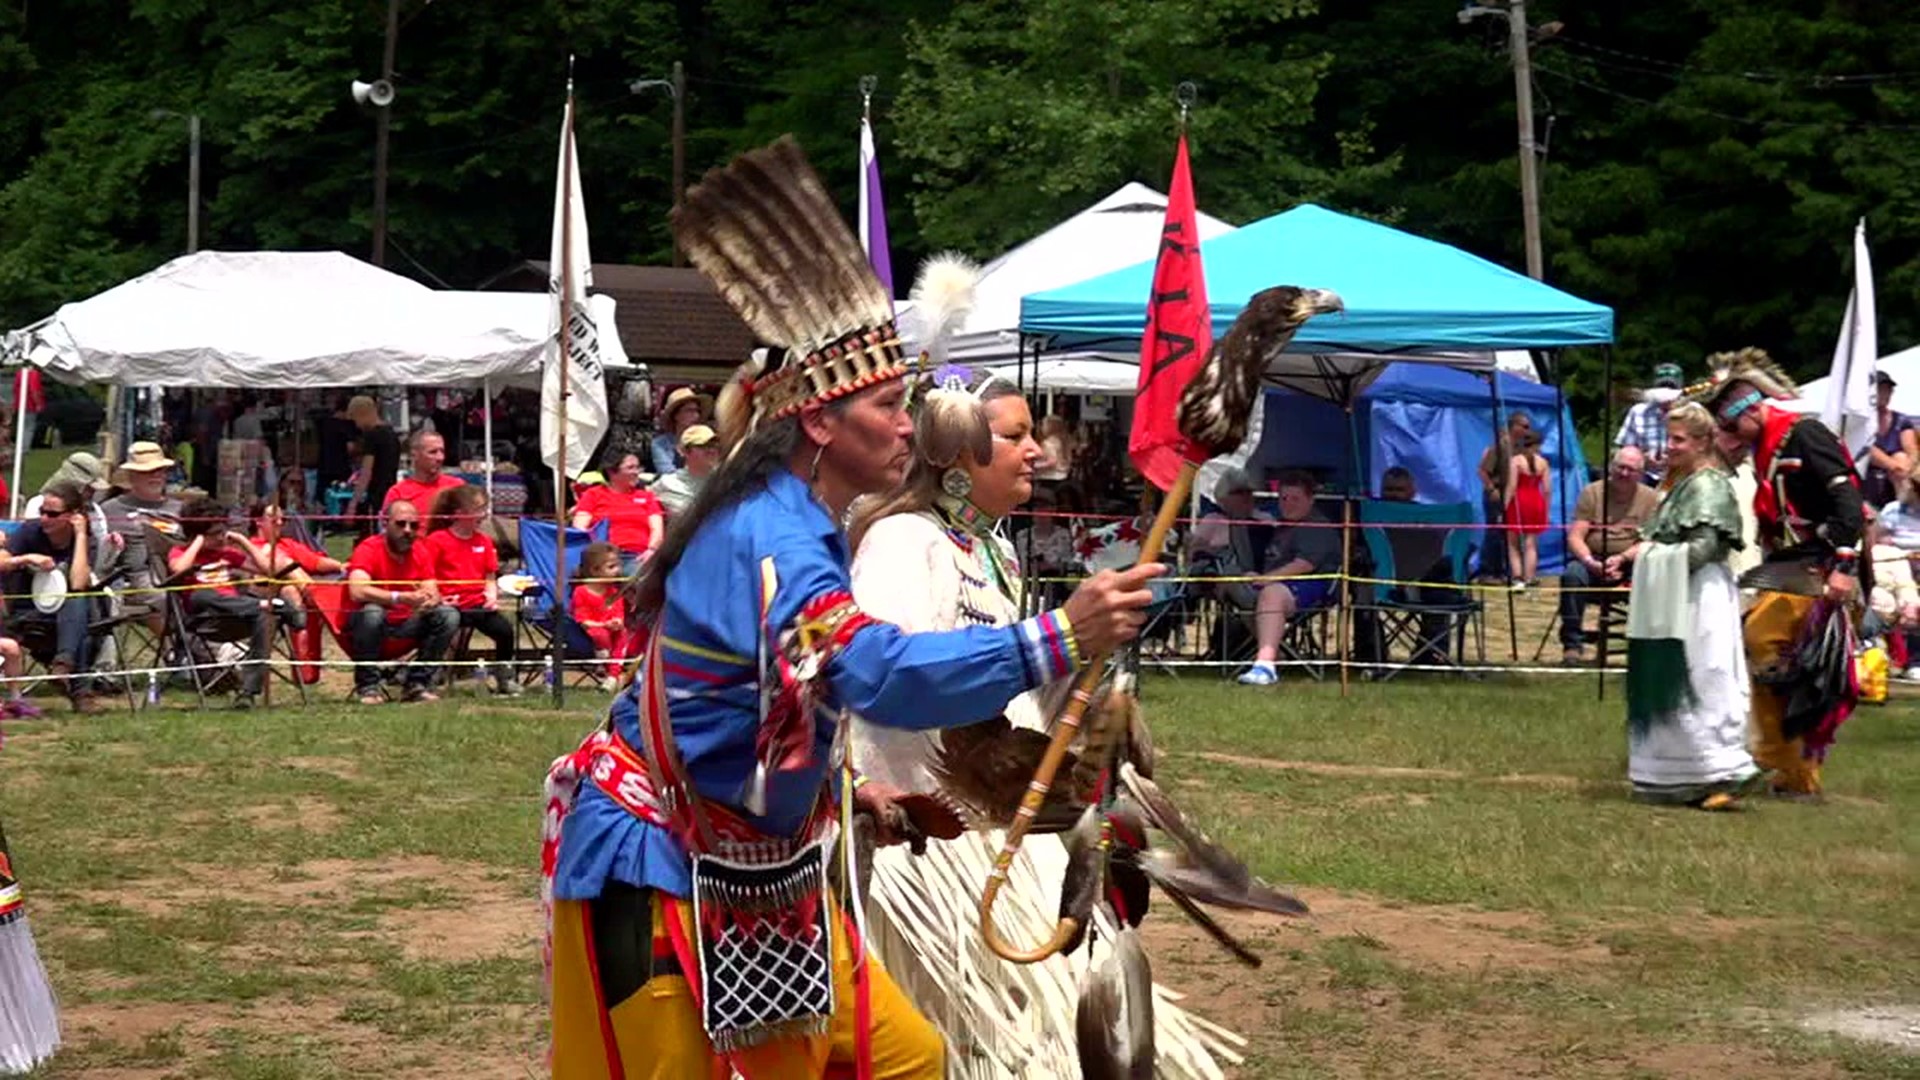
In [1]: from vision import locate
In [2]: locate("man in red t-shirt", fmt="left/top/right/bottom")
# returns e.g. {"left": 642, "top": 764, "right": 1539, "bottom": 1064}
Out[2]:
{"left": 166, "top": 496, "right": 305, "bottom": 709}
{"left": 570, "top": 452, "right": 664, "bottom": 565}
{"left": 382, "top": 431, "right": 465, "bottom": 514}
{"left": 346, "top": 499, "right": 460, "bottom": 703}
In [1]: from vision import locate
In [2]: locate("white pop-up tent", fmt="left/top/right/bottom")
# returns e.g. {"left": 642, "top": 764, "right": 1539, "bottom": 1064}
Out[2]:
{"left": 1, "top": 250, "right": 633, "bottom": 513}
{"left": 1794, "top": 343, "right": 1920, "bottom": 414}
{"left": 895, "top": 183, "right": 1236, "bottom": 372}
{"left": 3, "top": 250, "right": 630, "bottom": 388}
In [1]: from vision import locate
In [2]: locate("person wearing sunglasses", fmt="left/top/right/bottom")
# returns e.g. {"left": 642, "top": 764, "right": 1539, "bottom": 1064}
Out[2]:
{"left": 1692, "top": 348, "right": 1866, "bottom": 801}
{"left": 344, "top": 499, "right": 460, "bottom": 704}
{"left": 2, "top": 481, "right": 100, "bottom": 712}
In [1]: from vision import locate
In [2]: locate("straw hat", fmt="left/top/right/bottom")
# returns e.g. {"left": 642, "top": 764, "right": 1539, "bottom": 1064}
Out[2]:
{"left": 661, "top": 386, "right": 712, "bottom": 421}
{"left": 48, "top": 451, "right": 110, "bottom": 493}
{"left": 110, "top": 441, "right": 176, "bottom": 485}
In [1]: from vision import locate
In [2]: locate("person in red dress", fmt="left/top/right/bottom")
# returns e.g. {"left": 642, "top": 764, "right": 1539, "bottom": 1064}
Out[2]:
{"left": 345, "top": 500, "right": 460, "bottom": 704}
{"left": 569, "top": 452, "right": 664, "bottom": 566}
{"left": 569, "top": 541, "right": 635, "bottom": 690}
{"left": 382, "top": 430, "right": 465, "bottom": 512}
{"left": 1504, "top": 428, "right": 1551, "bottom": 588}
{"left": 422, "top": 485, "right": 521, "bottom": 696}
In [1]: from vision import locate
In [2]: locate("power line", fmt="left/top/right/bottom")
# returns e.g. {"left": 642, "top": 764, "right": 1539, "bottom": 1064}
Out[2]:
{"left": 1556, "top": 36, "right": 1920, "bottom": 87}
{"left": 1534, "top": 63, "right": 1920, "bottom": 133}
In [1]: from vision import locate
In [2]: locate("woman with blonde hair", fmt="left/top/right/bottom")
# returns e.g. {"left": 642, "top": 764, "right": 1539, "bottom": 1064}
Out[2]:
{"left": 1608, "top": 401, "right": 1762, "bottom": 809}
{"left": 847, "top": 367, "right": 1233, "bottom": 1078}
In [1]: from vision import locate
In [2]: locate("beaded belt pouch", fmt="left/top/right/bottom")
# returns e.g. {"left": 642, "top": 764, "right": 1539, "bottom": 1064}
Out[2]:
{"left": 689, "top": 839, "right": 835, "bottom": 1053}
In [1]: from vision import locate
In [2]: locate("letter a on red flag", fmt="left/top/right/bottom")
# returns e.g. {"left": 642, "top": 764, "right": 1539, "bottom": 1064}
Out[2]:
{"left": 1129, "top": 132, "right": 1213, "bottom": 492}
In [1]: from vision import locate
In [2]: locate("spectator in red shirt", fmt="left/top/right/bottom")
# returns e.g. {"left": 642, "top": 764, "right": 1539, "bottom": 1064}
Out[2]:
{"left": 167, "top": 497, "right": 301, "bottom": 710}
{"left": 570, "top": 542, "right": 636, "bottom": 690}
{"left": 345, "top": 499, "right": 459, "bottom": 704}
{"left": 383, "top": 430, "right": 464, "bottom": 512}
{"left": 423, "top": 485, "right": 520, "bottom": 697}
{"left": 570, "top": 452, "right": 664, "bottom": 566}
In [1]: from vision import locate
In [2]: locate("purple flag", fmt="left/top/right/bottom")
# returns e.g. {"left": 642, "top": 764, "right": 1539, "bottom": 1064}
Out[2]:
{"left": 858, "top": 116, "right": 894, "bottom": 297}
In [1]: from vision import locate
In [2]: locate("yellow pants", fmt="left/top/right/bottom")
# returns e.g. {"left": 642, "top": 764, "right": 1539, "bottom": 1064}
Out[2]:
{"left": 1743, "top": 590, "right": 1821, "bottom": 794}
{"left": 550, "top": 891, "right": 944, "bottom": 1080}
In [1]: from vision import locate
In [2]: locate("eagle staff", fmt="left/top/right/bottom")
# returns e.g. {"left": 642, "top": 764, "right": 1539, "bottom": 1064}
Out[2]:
{"left": 980, "top": 284, "right": 1343, "bottom": 964}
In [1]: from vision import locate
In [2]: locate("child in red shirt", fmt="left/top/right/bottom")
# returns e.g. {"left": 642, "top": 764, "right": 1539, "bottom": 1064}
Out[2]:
{"left": 421, "top": 485, "right": 520, "bottom": 696}
{"left": 570, "top": 542, "right": 635, "bottom": 689}
{"left": 166, "top": 497, "right": 301, "bottom": 709}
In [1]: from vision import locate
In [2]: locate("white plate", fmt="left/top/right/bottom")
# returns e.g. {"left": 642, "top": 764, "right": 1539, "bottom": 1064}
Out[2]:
{"left": 31, "top": 567, "right": 67, "bottom": 613}
{"left": 498, "top": 572, "right": 537, "bottom": 598}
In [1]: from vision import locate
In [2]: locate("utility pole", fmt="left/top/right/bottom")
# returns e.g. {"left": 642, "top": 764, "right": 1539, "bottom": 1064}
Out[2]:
{"left": 671, "top": 60, "right": 685, "bottom": 266}
{"left": 1509, "top": 0, "right": 1543, "bottom": 280}
{"left": 1460, "top": 2, "right": 1549, "bottom": 280}
{"left": 371, "top": 0, "right": 400, "bottom": 266}
{"left": 187, "top": 113, "right": 201, "bottom": 254}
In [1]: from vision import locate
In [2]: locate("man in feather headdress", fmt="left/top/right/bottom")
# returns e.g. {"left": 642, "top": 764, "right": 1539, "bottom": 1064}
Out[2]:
{"left": 1691, "top": 348, "right": 1865, "bottom": 799}
{"left": 538, "top": 138, "right": 1163, "bottom": 1080}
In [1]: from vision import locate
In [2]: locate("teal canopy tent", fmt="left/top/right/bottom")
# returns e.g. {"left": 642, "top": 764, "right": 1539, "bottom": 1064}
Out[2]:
{"left": 1019, "top": 204, "right": 1613, "bottom": 356}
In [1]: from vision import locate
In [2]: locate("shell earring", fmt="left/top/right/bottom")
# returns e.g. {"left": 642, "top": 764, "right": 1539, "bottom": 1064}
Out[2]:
{"left": 941, "top": 468, "right": 973, "bottom": 500}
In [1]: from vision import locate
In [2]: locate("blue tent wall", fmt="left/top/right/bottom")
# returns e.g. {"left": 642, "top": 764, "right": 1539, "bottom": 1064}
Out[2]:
{"left": 1256, "top": 366, "right": 1588, "bottom": 575}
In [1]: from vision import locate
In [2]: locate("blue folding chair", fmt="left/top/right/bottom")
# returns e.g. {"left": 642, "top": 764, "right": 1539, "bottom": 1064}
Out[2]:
{"left": 514, "top": 518, "right": 611, "bottom": 686}
{"left": 1354, "top": 500, "right": 1485, "bottom": 679}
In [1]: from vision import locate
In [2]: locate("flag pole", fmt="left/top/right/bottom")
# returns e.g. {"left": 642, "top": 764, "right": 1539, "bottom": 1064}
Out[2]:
{"left": 551, "top": 67, "right": 575, "bottom": 708}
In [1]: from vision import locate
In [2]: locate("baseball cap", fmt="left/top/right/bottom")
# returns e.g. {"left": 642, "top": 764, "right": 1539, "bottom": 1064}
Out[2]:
{"left": 679, "top": 424, "right": 717, "bottom": 450}
{"left": 1653, "top": 363, "right": 1683, "bottom": 389}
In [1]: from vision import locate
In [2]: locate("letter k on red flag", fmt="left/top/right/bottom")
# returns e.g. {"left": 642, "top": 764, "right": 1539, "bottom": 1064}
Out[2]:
{"left": 1129, "top": 132, "right": 1213, "bottom": 492}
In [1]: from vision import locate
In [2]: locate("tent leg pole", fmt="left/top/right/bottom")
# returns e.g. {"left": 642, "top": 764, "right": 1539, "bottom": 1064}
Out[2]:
{"left": 10, "top": 378, "right": 28, "bottom": 518}
{"left": 1597, "top": 345, "right": 1614, "bottom": 702}
{"left": 483, "top": 381, "right": 496, "bottom": 510}
{"left": 1338, "top": 494, "right": 1352, "bottom": 697}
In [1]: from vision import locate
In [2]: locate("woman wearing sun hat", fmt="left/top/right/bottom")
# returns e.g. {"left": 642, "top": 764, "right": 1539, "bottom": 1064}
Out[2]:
{"left": 648, "top": 386, "right": 711, "bottom": 476}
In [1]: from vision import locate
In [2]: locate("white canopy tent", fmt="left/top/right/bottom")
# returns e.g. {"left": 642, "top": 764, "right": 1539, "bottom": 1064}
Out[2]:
{"left": 2, "top": 250, "right": 633, "bottom": 513}
{"left": 896, "top": 183, "right": 1236, "bottom": 366}
{"left": 1793, "top": 343, "right": 1920, "bottom": 414}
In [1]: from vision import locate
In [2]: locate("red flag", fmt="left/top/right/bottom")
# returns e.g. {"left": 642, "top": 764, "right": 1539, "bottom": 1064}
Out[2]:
{"left": 1129, "top": 133, "right": 1213, "bottom": 492}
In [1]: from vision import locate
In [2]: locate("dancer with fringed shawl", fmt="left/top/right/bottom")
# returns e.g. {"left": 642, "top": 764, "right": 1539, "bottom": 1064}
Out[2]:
{"left": 1686, "top": 349, "right": 1867, "bottom": 800}
{"left": 0, "top": 719, "right": 60, "bottom": 1074}
{"left": 540, "top": 138, "right": 1163, "bottom": 1080}
{"left": 1612, "top": 402, "right": 1763, "bottom": 809}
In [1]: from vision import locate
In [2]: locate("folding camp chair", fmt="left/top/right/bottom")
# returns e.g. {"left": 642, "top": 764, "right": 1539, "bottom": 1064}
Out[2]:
{"left": 0, "top": 518, "right": 142, "bottom": 712}
{"left": 142, "top": 524, "right": 308, "bottom": 708}
{"left": 514, "top": 518, "right": 611, "bottom": 688}
{"left": 1353, "top": 501, "right": 1486, "bottom": 680}
{"left": 307, "top": 578, "right": 430, "bottom": 699}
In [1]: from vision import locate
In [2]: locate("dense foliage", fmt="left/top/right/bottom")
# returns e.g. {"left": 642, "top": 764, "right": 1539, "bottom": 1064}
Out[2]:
{"left": 4, "top": 0, "right": 1917, "bottom": 417}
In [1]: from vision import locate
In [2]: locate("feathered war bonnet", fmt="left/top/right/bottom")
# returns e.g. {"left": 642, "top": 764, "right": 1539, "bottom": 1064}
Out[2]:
{"left": 1682, "top": 347, "right": 1800, "bottom": 426}
{"left": 673, "top": 137, "right": 980, "bottom": 450}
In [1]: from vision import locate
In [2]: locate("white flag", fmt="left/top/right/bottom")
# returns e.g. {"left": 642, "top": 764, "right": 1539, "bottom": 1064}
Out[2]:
{"left": 541, "top": 96, "right": 610, "bottom": 480}
{"left": 1822, "top": 217, "right": 1876, "bottom": 472}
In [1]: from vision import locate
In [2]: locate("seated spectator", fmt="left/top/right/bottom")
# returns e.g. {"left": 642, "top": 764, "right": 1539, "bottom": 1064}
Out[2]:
{"left": 2, "top": 482, "right": 100, "bottom": 712}
{"left": 1190, "top": 467, "right": 1275, "bottom": 609}
{"left": 99, "top": 441, "right": 184, "bottom": 590}
{"left": 345, "top": 500, "right": 460, "bottom": 704}
{"left": 0, "top": 629, "right": 33, "bottom": 719}
{"left": 423, "top": 486, "right": 520, "bottom": 697}
{"left": 1870, "top": 479, "right": 1920, "bottom": 677}
{"left": 383, "top": 430, "right": 465, "bottom": 511}
{"left": 24, "top": 452, "right": 117, "bottom": 585}
{"left": 1353, "top": 467, "right": 1457, "bottom": 670}
{"left": 1239, "top": 472, "right": 1340, "bottom": 687}
{"left": 571, "top": 452, "right": 664, "bottom": 567}
{"left": 651, "top": 387, "right": 711, "bottom": 475}
{"left": 166, "top": 497, "right": 304, "bottom": 710}
{"left": 571, "top": 542, "right": 638, "bottom": 691}
{"left": 650, "top": 424, "right": 721, "bottom": 515}
{"left": 248, "top": 502, "right": 344, "bottom": 582}
{"left": 1559, "top": 448, "right": 1659, "bottom": 664}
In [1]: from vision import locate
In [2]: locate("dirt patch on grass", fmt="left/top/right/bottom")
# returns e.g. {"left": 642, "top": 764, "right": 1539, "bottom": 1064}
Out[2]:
{"left": 284, "top": 755, "right": 365, "bottom": 782}
{"left": 1139, "top": 898, "right": 1849, "bottom": 1079}
{"left": 238, "top": 799, "right": 344, "bottom": 834}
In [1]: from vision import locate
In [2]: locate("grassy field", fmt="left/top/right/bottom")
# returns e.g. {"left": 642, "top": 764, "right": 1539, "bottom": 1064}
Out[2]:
{"left": 0, "top": 671, "right": 1915, "bottom": 1078}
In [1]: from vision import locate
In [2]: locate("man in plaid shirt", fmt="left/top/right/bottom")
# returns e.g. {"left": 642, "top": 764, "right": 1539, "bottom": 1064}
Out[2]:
{"left": 1614, "top": 362, "right": 1683, "bottom": 485}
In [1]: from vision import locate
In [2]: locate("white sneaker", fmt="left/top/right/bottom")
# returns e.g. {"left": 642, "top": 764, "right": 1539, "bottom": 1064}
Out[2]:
{"left": 1902, "top": 666, "right": 1920, "bottom": 682}
{"left": 1237, "top": 664, "right": 1279, "bottom": 686}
